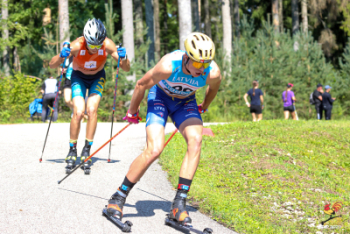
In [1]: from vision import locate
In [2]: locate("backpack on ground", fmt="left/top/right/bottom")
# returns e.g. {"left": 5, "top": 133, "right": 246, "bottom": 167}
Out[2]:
{"left": 309, "top": 92, "right": 316, "bottom": 105}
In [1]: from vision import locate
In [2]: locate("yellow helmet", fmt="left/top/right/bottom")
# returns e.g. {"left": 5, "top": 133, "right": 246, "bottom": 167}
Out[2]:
{"left": 184, "top": 32, "right": 215, "bottom": 62}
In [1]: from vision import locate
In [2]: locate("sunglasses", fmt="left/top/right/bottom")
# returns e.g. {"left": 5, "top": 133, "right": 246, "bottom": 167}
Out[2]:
{"left": 87, "top": 42, "right": 103, "bottom": 49}
{"left": 191, "top": 60, "right": 211, "bottom": 69}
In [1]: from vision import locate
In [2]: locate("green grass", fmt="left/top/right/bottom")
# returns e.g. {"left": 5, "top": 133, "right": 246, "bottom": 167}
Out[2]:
{"left": 159, "top": 120, "right": 350, "bottom": 234}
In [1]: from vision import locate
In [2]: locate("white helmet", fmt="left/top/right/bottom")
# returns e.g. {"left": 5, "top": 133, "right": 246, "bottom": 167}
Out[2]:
{"left": 83, "top": 18, "right": 107, "bottom": 45}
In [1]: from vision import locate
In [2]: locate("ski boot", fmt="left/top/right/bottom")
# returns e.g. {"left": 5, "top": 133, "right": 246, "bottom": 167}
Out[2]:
{"left": 169, "top": 189, "right": 192, "bottom": 224}
{"left": 80, "top": 140, "right": 92, "bottom": 175}
{"left": 65, "top": 146, "right": 77, "bottom": 174}
{"left": 103, "top": 189, "right": 133, "bottom": 232}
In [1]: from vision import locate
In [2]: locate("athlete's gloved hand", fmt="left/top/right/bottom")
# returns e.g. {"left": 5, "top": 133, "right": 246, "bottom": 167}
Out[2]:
{"left": 198, "top": 105, "right": 208, "bottom": 114}
{"left": 123, "top": 110, "right": 142, "bottom": 124}
{"left": 60, "top": 42, "right": 71, "bottom": 58}
{"left": 117, "top": 47, "right": 127, "bottom": 59}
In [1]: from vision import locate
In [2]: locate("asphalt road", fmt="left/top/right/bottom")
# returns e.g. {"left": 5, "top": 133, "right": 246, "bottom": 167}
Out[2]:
{"left": 0, "top": 122, "right": 237, "bottom": 234}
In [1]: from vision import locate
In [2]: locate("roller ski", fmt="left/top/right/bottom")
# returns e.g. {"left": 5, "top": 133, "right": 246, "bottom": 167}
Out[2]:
{"left": 65, "top": 145, "right": 77, "bottom": 174}
{"left": 102, "top": 189, "right": 133, "bottom": 232}
{"left": 165, "top": 189, "right": 213, "bottom": 234}
{"left": 80, "top": 140, "right": 92, "bottom": 175}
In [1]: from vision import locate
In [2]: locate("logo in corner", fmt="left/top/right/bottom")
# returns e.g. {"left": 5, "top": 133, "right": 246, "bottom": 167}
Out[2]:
{"left": 321, "top": 201, "right": 343, "bottom": 226}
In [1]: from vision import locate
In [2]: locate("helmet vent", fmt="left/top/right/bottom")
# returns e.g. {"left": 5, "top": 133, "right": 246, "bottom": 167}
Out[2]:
{"left": 201, "top": 35, "right": 205, "bottom": 41}
{"left": 199, "top": 49, "right": 202, "bottom": 58}
{"left": 194, "top": 35, "right": 199, "bottom": 40}
{"left": 210, "top": 49, "right": 212, "bottom": 57}
{"left": 205, "top": 50, "right": 208, "bottom": 57}
{"left": 189, "top": 52, "right": 194, "bottom": 57}
{"left": 191, "top": 40, "right": 196, "bottom": 49}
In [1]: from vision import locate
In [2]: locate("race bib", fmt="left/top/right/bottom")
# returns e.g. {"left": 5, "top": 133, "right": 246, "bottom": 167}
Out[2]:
{"left": 80, "top": 50, "right": 86, "bottom": 56}
{"left": 84, "top": 61, "right": 97, "bottom": 69}
{"left": 98, "top": 49, "right": 104, "bottom": 55}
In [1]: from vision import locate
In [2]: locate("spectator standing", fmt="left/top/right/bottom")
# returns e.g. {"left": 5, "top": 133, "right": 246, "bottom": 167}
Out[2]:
{"left": 322, "top": 85, "right": 336, "bottom": 120}
{"left": 282, "top": 83, "right": 297, "bottom": 120}
{"left": 41, "top": 76, "right": 60, "bottom": 122}
{"left": 244, "top": 80, "right": 264, "bottom": 121}
{"left": 312, "top": 84, "right": 324, "bottom": 120}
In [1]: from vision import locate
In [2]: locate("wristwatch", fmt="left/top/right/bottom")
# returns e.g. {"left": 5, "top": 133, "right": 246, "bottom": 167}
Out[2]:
{"left": 121, "top": 54, "right": 128, "bottom": 61}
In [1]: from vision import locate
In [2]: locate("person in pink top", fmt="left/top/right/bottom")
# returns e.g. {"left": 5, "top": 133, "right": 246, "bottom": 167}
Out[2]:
{"left": 282, "top": 83, "right": 297, "bottom": 120}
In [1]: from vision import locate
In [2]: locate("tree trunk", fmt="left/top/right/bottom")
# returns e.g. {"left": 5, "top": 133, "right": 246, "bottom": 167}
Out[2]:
{"left": 279, "top": 0, "right": 283, "bottom": 32}
{"left": 145, "top": 0, "right": 155, "bottom": 65}
{"left": 192, "top": 0, "right": 200, "bottom": 32}
{"left": 134, "top": 0, "right": 144, "bottom": 46}
{"left": 234, "top": 0, "right": 240, "bottom": 38}
{"left": 121, "top": 0, "right": 135, "bottom": 82}
{"left": 272, "top": 0, "right": 279, "bottom": 32}
{"left": 178, "top": 0, "right": 192, "bottom": 50}
{"left": 222, "top": 0, "right": 232, "bottom": 72}
{"left": 204, "top": 0, "right": 211, "bottom": 37}
{"left": 154, "top": 0, "right": 161, "bottom": 61}
{"left": 291, "top": 0, "right": 299, "bottom": 35}
{"left": 59, "top": 0, "right": 69, "bottom": 49}
{"left": 2, "top": 0, "right": 10, "bottom": 76}
{"left": 162, "top": 0, "right": 168, "bottom": 54}
{"left": 301, "top": 0, "right": 308, "bottom": 34}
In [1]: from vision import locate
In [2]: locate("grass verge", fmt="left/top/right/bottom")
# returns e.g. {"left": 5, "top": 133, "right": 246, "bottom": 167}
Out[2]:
{"left": 159, "top": 120, "right": 350, "bottom": 234}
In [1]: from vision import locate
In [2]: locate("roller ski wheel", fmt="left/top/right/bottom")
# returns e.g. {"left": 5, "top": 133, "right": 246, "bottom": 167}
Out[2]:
{"left": 165, "top": 214, "right": 213, "bottom": 234}
{"left": 102, "top": 207, "right": 132, "bottom": 232}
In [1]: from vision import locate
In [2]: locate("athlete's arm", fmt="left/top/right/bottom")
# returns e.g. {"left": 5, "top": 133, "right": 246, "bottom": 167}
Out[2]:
{"left": 200, "top": 61, "right": 222, "bottom": 110}
{"left": 128, "top": 54, "right": 173, "bottom": 114}
{"left": 244, "top": 93, "right": 250, "bottom": 106}
{"left": 105, "top": 38, "right": 130, "bottom": 72}
{"left": 49, "top": 39, "right": 80, "bottom": 69}
{"left": 260, "top": 95, "right": 264, "bottom": 108}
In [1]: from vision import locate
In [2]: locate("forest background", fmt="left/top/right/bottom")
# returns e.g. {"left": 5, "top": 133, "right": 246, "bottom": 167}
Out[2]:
{"left": 2, "top": 0, "right": 350, "bottom": 123}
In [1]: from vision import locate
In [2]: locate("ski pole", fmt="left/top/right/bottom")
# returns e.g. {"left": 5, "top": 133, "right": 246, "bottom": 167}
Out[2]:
{"left": 294, "top": 105, "right": 299, "bottom": 120}
{"left": 39, "top": 43, "right": 70, "bottom": 163}
{"left": 108, "top": 43, "right": 122, "bottom": 163}
{"left": 164, "top": 128, "right": 178, "bottom": 148}
{"left": 58, "top": 123, "right": 130, "bottom": 184}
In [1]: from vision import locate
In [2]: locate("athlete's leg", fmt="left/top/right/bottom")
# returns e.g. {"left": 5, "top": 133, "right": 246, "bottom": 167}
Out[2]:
{"left": 251, "top": 113, "right": 257, "bottom": 122}
{"left": 284, "top": 111, "right": 289, "bottom": 119}
{"left": 70, "top": 96, "right": 85, "bottom": 139}
{"left": 257, "top": 114, "right": 263, "bottom": 121}
{"left": 291, "top": 111, "right": 296, "bottom": 120}
{"left": 126, "top": 124, "right": 165, "bottom": 182}
{"left": 70, "top": 75, "right": 87, "bottom": 140}
{"left": 63, "top": 88, "right": 73, "bottom": 109}
{"left": 178, "top": 118, "right": 203, "bottom": 180}
{"left": 85, "top": 93, "right": 101, "bottom": 140}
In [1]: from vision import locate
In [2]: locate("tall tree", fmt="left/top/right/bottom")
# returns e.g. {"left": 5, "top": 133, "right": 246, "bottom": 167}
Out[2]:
{"left": 192, "top": 0, "right": 200, "bottom": 31}
{"left": 279, "top": 0, "right": 283, "bottom": 32}
{"left": 222, "top": 0, "right": 232, "bottom": 67}
{"left": 301, "top": 0, "right": 308, "bottom": 33}
{"left": 162, "top": 0, "right": 169, "bottom": 54}
{"left": 272, "top": 0, "right": 279, "bottom": 32}
{"left": 121, "top": 0, "right": 135, "bottom": 81}
{"left": 204, "top": 0, "right": 211, "bottom": 37}
{"left": 178, "top": 0, "right": 192, "bottom": 50}
{"left": 2, "top": 0, "right": 10, "bottom": 76}
{"left": 134, "top": 0, "right": 144, "bottom": 46}
{"left": 59, "top": 0, "right": 69, "bottom": 48}
{"left": 291, "top": 0, "right": 299, "bottom": 35}
{"left": 145, "top": 0, "right": 155, "bottom": 65}
{"left": 234, "top": 0, "right": 240, "bottom": 38}
{"left": 154, "top": 0, "right": 161, "bottom": 61}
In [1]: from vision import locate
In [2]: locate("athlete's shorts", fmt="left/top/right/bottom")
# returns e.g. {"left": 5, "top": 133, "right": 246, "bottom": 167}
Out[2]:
{"left": 63, "top": 78, "right": 71, "bottom": 90}
{"left": 71, "top": 69, "right": 106, "bottom": 99}
{"left": 250, "top": 105, "right": 262, "bottom": 114}
{"left": 146, "top": 85, "right": 202, "bottom": 129}
{"left": 283, "top": 105, "right": 295, "bottom": 112}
